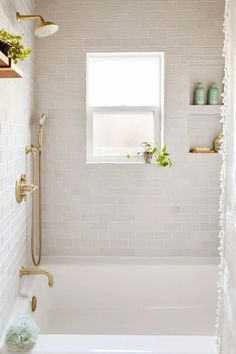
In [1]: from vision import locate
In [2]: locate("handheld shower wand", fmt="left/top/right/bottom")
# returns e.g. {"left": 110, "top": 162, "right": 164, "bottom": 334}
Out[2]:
{"left": 38, "top": 113, "right": 46, "bottom": 151}
{"left": 26, "top": 113, "right": 47, "bottom": 266}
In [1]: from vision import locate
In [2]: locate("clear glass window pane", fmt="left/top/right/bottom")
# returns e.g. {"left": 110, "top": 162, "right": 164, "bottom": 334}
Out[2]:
{"left": 93, "top": 111, "right": 155, "bottom": 156}
{"left": 88, "top": 54, "right": 161, "bottom": 106}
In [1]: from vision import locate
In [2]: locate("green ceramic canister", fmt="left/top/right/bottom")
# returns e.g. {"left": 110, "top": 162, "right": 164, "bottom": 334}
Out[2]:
{"left": 194, "top": 82, "right": 205, "bottom": 105}
{"left": 208, "top": 82, "right": 220, "bottom": 105}
{"left": 214, "top": 133, "right": 223, "bottom": 152}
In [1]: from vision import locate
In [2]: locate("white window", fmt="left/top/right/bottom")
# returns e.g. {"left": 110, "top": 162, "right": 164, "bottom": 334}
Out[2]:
{"left": 86, "top": 52, "right": 164, "bottom": 163}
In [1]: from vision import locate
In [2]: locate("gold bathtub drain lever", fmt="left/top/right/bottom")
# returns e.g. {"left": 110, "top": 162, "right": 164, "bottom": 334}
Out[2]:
{"left": 31, "top": 296, "right": 37, "bottom": 312}
{"left": 19, "top": 266, "right": 54, "bottom": 287}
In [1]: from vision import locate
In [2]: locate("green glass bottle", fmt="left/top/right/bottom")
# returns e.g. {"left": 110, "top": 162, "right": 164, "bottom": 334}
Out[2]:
{"left": 194, "top": 82, "right": 205, "bottom": 105}
{"left": 214, "top": 133, "right": 223, "bottom": 152}
{"left": 208, "top": 82, "right": 219, "bottom": 105}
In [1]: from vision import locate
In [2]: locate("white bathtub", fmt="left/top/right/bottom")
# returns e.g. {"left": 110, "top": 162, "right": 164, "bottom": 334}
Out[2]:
{"left": 0, "top": 257, "right": 218, "bottom": 354}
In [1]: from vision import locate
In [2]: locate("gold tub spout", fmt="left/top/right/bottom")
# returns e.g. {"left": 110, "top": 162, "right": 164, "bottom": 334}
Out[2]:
{"left": 19, "top": 266, "right": 54, "bottom": 287}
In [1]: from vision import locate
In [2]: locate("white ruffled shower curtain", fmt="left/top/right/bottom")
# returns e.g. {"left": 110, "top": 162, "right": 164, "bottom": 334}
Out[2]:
{"left": 217, "top": 0, "right": 236, "bottom": 353}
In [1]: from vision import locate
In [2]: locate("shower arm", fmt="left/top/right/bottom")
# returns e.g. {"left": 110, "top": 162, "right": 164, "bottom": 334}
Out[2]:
{"left": 16, "top": 12, "right": 44, "bottom": 23}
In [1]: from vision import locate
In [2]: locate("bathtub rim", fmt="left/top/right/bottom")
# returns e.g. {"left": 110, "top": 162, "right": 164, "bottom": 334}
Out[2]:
{"left": 39, "top": 256, "right": 219, "bottom": 266}
{"left": 0, "top": 334, "right": 217, "bottom": 354}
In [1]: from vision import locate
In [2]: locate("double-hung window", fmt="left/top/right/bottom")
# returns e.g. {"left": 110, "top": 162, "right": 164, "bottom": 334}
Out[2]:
{"left": 86, "top": 52, "right": 164, "bottom": 163}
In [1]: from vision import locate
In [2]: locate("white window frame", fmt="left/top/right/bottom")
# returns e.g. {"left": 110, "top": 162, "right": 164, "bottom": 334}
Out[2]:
{"left": 86, "top": 52, "right": 164, "bottom": 164}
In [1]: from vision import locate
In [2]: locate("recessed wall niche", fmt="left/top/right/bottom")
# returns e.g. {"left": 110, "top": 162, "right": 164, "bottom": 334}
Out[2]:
{"left": 188, "top": 64, "right": 224, "bottom": 153}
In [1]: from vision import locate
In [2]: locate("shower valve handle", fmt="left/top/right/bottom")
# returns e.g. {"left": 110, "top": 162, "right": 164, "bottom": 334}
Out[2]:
{"left": 15, "top": 174, "right": 38, "bottom": 203}
{"left": 21, "top": 183, "right": 38, "bottom": 193}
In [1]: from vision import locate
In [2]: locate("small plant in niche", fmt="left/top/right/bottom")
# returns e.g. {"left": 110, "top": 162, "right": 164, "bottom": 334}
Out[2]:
{"left": 127, "top": 142, "right": 172, "bottom": 167}
{"left": 0, "top": 29, "right": 31, "bottom": 64}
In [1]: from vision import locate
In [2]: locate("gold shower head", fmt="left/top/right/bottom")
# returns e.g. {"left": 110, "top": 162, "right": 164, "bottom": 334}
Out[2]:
{"left": 16, "top": 12, "right": 59, "bottom": 38}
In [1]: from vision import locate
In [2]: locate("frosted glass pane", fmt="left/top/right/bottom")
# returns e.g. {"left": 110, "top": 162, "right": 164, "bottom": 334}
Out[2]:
{"left": 93, "top": 112, "right": 154, "bottom": 156}
{"left": 88, "top": 55, "right": 160, "bottom": 106}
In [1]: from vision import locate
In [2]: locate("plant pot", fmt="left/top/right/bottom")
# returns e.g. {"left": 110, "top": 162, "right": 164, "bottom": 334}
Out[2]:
{"left": 143, "top": 152, "right": 153, "bottom": 163}
{"left": 0, "top": 40, "right": 11, "bottom": 57}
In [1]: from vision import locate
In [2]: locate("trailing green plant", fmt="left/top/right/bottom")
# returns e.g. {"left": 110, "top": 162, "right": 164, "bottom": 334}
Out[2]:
{"left": 0, "top": 29, "right": 31, "bottom": 64}
{"left": 127, "top": 141, "right": 172, "bottom": 167}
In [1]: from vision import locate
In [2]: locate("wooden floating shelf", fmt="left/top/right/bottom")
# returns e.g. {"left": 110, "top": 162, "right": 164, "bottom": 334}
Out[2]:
{"left": 189, "top": 105, "right": 222, "bottom": 115}
{"left": 0, "top": 50, "right": 9, "bottom": 66}
{"left": 0, "top": 50, "right": 23, "bottom": 78}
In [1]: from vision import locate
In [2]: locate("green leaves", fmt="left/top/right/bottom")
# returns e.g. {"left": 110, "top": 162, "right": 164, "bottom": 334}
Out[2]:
{"left": 151, "top": 146, "right": 157, "bottom": 155}
{"left": 155, "top": 146, "right": 172, "bottom": 167}
{"left": 0, "top": 29, "right": 31, "bottom": 64}
{"left": 141, "top": 141, "right": 152, "bottom": 152}
{"left": 127, "top": 142, "right": 173, "bottom": 167}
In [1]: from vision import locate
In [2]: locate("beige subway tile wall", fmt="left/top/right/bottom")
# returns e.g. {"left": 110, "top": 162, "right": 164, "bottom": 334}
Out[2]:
{"left": 36, "top": 0, "right": 224, "bottom": 257}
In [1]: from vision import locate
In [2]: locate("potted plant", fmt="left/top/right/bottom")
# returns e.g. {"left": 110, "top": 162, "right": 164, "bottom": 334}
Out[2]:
{"left": 127, "top": 141, "right": 172, "bottom": 167}
{"left": 0, "top": 29, "right": 31, "bottom": 64}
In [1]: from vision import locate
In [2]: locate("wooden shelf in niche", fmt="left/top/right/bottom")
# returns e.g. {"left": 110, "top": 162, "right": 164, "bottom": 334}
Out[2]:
{"left": 189, "top": 105, "right": 222, "bottom": 115}
{"left": 0, "top": 51, "right": 23, "bottom": 78}
{"left": 189, "top": 150, "right": 218, "bottom": 154}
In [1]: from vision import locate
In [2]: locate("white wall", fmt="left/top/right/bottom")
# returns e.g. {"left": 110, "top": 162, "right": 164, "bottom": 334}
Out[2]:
{"left": 36, "top": 0, "right": 224, "bottom": 257}
{"left": 0, "top": 0, "right": 35, "bottom": 338}
{"left": 220, "top": 0, "right": 236, "bottom": 352}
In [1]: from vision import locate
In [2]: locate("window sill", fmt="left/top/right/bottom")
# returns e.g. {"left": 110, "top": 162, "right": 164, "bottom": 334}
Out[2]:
{"left": 86, "top": 161, "right": 159, "bottom": 165}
